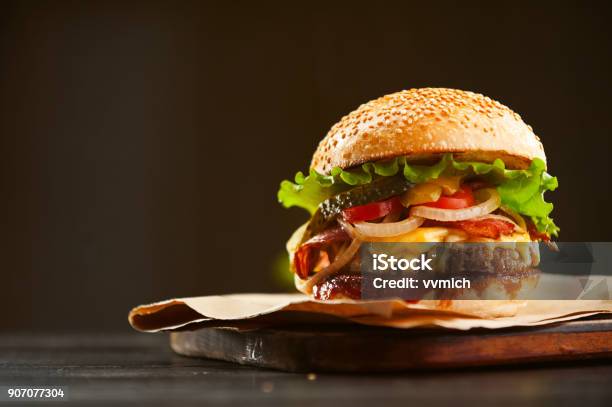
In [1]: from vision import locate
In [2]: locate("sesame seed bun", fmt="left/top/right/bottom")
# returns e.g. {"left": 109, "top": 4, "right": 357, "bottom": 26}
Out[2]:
{"left": 311, "top": 88, "right": 546, "bottom": 173}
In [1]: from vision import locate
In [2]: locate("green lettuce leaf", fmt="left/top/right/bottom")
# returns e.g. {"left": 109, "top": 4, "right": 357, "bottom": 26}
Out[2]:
{"left": 278, "top": 154, "right": 559, "bottom": 236}
{"left": 278, "top": 170, "right": 342, "bottom": 215}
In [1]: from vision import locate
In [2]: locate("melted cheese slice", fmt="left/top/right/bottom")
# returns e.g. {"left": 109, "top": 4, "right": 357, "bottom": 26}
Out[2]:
{"left": 370, "top": 227, "right": 464, "bottom": 242}
{"left": 368, "top": 227, "right": 531, "bottom": 243}
{"left": 369, "top": 227, "right": 535, "bottom": 262}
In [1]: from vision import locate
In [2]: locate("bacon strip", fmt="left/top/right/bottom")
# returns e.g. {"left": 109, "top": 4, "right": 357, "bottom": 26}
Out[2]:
{"left": 293, "top": 226, "right": 350, "bottom": 279}
{"left": 527, "top": 222, "right": 551, "bottom": 242}
{"left": 456, "top": 218, "right": 515, "bottom": 239}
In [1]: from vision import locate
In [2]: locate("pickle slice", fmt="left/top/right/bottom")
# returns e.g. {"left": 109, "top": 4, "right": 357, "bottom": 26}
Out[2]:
{"left": 303, "top": 176, "right": 414, "bottom": 241}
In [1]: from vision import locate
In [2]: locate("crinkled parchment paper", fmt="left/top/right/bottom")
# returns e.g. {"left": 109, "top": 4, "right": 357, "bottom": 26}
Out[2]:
{"left": 129, "top": 294, "right": 612, "bottom": 332}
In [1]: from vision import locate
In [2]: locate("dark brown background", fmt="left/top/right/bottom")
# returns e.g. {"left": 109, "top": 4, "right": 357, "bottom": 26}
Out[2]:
{"left": 1, "top": 1, "right": 610, "bottom": 331}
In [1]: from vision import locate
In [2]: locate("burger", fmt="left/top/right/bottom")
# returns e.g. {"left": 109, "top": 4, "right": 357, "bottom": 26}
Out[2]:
{"left": 278, "top": 88, "right": 558, "bottom": 302}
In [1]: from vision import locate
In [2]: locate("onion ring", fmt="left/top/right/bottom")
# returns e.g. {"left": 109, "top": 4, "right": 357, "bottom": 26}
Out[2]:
{"left": 499, "top": 205, "right": 527, "bottom": 232}
{"left": 353, "top": 216, "right": 425, "bottom": 238}
{"left": 410, "top": 188, "right": 500, "bottom": 222}
{"left": 305, "top": 238, "right": 362, "bottom": 292}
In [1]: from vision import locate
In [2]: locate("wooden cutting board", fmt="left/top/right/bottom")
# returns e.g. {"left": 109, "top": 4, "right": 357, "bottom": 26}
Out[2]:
{"left": 170, "top": 315, "right": 612, "bottom": 372}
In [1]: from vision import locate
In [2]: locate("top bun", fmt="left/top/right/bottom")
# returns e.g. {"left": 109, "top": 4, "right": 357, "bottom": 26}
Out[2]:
{"left": 311, "top": 88, "right": 546, "bottom": 173}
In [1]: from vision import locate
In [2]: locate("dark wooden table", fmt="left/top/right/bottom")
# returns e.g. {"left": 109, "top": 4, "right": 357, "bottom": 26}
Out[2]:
{"left": 1, "top": 333, "right": 611, "bottom": 406}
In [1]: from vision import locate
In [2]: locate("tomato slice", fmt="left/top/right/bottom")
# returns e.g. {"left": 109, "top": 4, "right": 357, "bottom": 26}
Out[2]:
{"left": 424, "top": 185, "right": 475, "bottom": 209}
{"left": 342, "top": 197, "right": 403, "bottom": 223}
